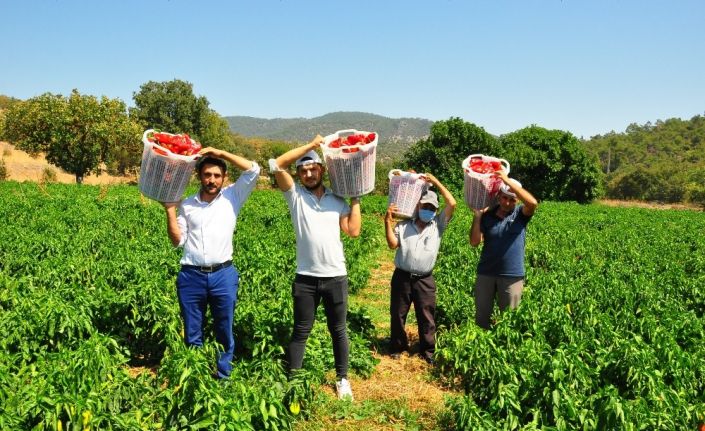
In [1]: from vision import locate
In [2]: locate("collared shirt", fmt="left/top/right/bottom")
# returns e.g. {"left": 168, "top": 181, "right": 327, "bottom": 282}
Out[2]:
{"left": 177, "top": 163, "right": 260, "bottom": 266}
{"left": 393, "top": 212, "right": 449, "bottom": 275}
{"left": 283, "top": 183, "right": 351, "bottom": 277}
{"left": 477, "top": 205, "right": 532, "bottom": 277}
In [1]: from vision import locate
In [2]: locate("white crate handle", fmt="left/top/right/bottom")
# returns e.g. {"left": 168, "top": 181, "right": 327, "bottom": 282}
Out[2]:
{"left": 388, "top": 169, "right": 426, "bottom": 180}
{"left": 322, "top": 129, "right": 378, "bottom": 155}
{"left": 335, "top": 129, "right": 358, "bottom": 137}
{"left": 142, "top": 129, "right": 201, "bottom": 162}
{"left": 462, "top": 154, "right": 510, "bottom": 175}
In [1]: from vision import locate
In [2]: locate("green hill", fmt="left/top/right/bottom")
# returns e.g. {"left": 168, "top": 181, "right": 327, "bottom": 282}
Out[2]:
{"left": 582, "top": 114, "right": 705, "bottom": 204}
{"left": 224, "top": 111, "right": 433, "bottom": 161}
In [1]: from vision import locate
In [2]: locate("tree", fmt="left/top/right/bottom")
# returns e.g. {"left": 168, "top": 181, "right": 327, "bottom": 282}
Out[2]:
{"left": 0, "top": 95, "right": 20, "bottom": 110}
{"left": 130, "top": 79, "right": 231, "bottom": 148}
{"left": 582, "top": 114, "right": 705, "bottom": 202}
{"left": 609, "top": 169, "right": 656, "bottom": 201}
{"left": 498, "top": 126, "right": 604, "bottom": 203}
{"left": 199, "top": 110, "right": 233, "bottom": 148}
{"left": 403, "top": 117, "right": 499, "bottom": 192}
{"left": 3, "top": 90, "right": 141, "bottom": 183}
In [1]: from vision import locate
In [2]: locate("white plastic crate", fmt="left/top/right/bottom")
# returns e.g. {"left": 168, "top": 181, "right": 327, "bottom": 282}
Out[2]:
{"left": 321, "top": 129, "right": 377, "bottom": 198}
{"left": 461, "top": 154, "right": 510, "bottom": 210}
{"left": 387, "top": 169, "right": 428, "bottom": 218}
{"left": 138, "top": 129, "right": 200, "bottom": 202}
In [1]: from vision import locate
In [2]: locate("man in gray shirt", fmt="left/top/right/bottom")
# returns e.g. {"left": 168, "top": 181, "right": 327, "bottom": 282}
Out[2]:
{"left": 384, "top": 174, "right": 456, "bottom": 364}
{"left": 269, "top": 135, "right": 361, "bottom": 400}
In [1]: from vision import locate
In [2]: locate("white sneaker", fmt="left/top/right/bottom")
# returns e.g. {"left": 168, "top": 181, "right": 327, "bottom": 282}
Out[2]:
{"left": 335, "top": 378, "right": 354, "bottom": 401}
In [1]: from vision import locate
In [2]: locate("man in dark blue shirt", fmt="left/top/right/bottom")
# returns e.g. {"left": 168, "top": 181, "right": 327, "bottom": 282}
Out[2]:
{"left": 469, "top": 170, "right": 538, "bottom": 329}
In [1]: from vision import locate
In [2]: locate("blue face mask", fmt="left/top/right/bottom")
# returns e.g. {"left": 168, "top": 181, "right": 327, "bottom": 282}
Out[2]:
{"left": 418, "top": 209, "right": 436, "bottom": 223}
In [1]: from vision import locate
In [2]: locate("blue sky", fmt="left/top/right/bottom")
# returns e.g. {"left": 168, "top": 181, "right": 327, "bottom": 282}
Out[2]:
{"left": 1, "top": 0, "right": 704, "bottom": 139}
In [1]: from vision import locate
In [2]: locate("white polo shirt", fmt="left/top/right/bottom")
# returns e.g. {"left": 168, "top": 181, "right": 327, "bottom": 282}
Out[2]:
{"left": 393, "top": 213, "right": 449, "bottom": 275}
{"left": 177, "top": 163, "right": 260, "bottom": 266}
{"left": 283, "top": 183, "right": 351, "bottom": 277}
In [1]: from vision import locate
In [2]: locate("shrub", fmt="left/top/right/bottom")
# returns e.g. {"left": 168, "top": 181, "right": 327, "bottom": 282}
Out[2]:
{"left": 0, "top": 158, "right": 7, "bottom": 180}
{"left": 41, "top": 166, "right": 57, "bottom": 183}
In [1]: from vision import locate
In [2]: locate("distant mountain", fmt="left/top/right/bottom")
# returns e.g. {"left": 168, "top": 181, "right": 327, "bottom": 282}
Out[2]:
{"left": 224, "top": 111, "right": 433, "bottom": 160}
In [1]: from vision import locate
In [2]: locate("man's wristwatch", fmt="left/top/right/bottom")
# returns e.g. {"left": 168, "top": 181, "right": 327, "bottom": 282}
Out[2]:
{"left": 268, "top": 159, "right": 284, "bottom": 173}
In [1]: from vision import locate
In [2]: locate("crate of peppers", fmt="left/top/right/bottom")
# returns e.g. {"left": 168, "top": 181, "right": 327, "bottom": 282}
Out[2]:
{"left": 321, "top": 129, "right": 378, "bottom": 198}
{"left": 461, "top": 154, "right": 510, "bottom": 210}
{"left": 138, "top": 129, "right": 202, "bottom": 202}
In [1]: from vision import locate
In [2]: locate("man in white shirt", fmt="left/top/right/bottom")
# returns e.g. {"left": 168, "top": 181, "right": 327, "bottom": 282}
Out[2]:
{"left": 162, "top": 147, "right": 260, "bottom": 379}
{"left": 269, "top": 135, "right": 361, "bottom": 400}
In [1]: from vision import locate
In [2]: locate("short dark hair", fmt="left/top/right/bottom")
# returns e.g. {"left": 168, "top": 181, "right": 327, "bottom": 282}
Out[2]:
{"left": 197, "top": 157, "right": 227, "bottom": 175}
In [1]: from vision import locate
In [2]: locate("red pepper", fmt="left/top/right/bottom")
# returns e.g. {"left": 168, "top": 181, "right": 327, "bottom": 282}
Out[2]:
{"left": 469, "top": 159, "right": 501, "bottom": 174}
{"left": 150, "top": 131, "right": 202, "bottom": 156}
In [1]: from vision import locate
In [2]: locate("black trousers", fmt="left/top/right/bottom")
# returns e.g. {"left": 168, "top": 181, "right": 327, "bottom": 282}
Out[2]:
{"left": 389, "top": 268, "right": 437, "bottom": 360}
{"left": 288, "top": 274, "right": 349, "bottom": 379}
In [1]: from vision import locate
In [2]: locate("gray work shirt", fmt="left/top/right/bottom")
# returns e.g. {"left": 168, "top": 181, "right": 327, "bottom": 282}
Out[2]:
{"left": 283, "top": 183, "right": 351, "bottom": 277}
{"left": 393, "top": 213, "right": 449, "bottom": 275}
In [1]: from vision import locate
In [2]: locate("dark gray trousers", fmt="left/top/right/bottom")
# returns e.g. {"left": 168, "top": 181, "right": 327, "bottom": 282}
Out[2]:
{"left": 288, "top": 274, "right": 349, "bottom": 379}
{"left": 390, "top": 268, "right": 436, "bottom": 360}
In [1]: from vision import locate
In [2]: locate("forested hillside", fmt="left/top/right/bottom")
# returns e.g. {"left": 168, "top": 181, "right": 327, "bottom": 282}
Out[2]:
{"left": 582, "top": 114, "right": 705, "bottom": 205}
{"left": 225, "top": 112, "right": 432, "bottom": 161}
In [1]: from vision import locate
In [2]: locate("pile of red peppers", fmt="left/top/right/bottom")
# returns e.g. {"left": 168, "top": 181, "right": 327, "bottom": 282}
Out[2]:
{"left": 327, "top": 133, "right": 376, "bottom": 153}
{"left": 468, "top": 157, "right": 503, "bottom": 174}
{"left": 147, "top": 131, "right": 202, "bottom": 156}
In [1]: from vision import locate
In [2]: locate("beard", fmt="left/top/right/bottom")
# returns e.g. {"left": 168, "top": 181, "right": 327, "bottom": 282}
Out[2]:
{"left": 303, "top": 178, "right": 323, "bottom": 191}
{"left": 201, "top": 184, "right": 222, "bottom": 196}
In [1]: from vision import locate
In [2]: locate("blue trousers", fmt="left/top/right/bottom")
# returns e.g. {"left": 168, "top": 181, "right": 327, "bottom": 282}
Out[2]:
{"left": 176, "top": 265, "right": 239, "bottom": 378}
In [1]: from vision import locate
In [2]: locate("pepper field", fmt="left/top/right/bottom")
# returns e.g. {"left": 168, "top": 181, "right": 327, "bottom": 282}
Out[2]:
{"left": 0, "top": 181, "right": 703, "bottom": 430}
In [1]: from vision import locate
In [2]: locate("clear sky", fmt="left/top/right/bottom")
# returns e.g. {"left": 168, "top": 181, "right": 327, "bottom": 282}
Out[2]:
{"left": 1, "top": 0, "right": 704, "bottom": 139}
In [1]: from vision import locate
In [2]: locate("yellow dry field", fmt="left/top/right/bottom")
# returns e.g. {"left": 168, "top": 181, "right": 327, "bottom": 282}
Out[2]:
{"left": 0, "top": 141, "right": 132, "bottom": 184}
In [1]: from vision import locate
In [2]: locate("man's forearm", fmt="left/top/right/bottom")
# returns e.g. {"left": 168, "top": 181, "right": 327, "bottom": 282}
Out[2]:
{"left": 165, "top": 207, "right": 181, "bottom": 247}
{"left": 275, "top": 137, "right": 321, "bottom": 169}
{"left": 220, "top": 151, "right": 254, "bottom": 171}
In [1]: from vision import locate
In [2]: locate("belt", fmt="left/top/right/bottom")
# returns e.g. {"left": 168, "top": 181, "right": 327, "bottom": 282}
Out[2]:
{"left": 399, "top": 268, "right": 432, "bottom": 279}
{"left": 182, "top": 260, "right": 232, "bottom": 273}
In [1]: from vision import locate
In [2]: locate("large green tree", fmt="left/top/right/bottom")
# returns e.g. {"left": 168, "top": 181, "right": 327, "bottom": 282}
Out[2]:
{"left": 402, "top": 118, "right": 603, "bottom": 203}
{"left": 584, "top": 115, "right": 705, "bottom": 203}
{"left": 2, "top": 90, "right": 141, "bottom": 183}
{"left": 498, "top": 126, "right": 604, "bottom": 203}
{"left": 130, "top": 79, "right": 230, "bottom": 148}
{"left": 0, "top": 95, "right": 20, "bottom": 110}
{"left": 403, "top": 117, "right": 499, "bottom": 190}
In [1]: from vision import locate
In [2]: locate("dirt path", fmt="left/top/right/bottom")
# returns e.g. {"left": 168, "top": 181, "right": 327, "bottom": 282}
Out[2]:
{"left": 296, "top": 247, "right": 457, "bottom": 430}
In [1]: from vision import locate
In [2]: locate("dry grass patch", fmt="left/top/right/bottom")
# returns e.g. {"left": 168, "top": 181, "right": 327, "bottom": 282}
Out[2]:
{"left": 0, "top": 141, "right": 132, "bottom": 184}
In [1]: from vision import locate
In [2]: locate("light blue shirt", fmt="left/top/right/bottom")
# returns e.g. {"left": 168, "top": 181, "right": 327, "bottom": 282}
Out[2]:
{"left": 393, "top": 213, "right": 449, "bottom": 275}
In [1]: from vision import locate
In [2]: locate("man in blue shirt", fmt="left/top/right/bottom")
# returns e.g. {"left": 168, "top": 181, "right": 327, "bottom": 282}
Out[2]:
{"left": 469, "top": 170, "right": 538, "bottom": 329}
